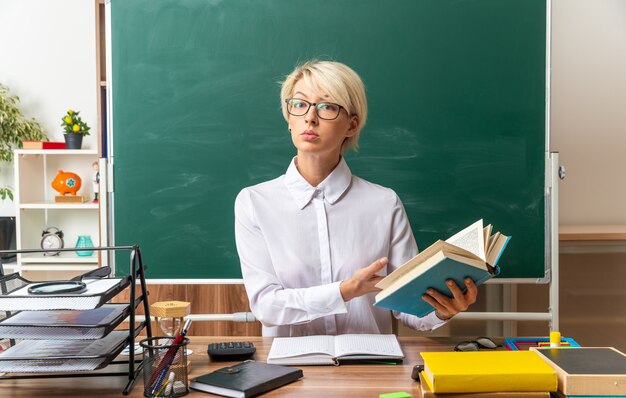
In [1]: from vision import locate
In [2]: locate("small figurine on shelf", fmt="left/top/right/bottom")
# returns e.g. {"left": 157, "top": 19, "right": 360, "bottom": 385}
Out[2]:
{"left": 92, "top": 161, "right": 100, "bottom": 203}
{"left": 51, "top": 170, "right": 86, "bottom": 203}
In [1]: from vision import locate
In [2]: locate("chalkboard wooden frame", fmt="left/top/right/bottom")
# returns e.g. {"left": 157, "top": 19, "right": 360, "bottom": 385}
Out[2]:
{"left": 109, "top": 0, "right": 551, "bottom": 282}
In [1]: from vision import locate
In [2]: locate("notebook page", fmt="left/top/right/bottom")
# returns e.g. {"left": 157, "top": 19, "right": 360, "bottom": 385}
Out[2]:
{"left": 334, "top": 334, "right": 404, "bottom": 357}
{"left": 268, "top": 335, "right": 335, "bottom": 359}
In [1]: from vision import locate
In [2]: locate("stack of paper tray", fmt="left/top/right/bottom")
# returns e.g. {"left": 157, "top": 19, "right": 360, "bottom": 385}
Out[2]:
{"left": 0, "top": 273, "right": 130, "bottom": 311}
{"left": 0, "top": 330, "right": 129, "bottom": 372}
{"left": 0, "top": 304, "right": 130, "bottom": 339}
{"left": 0, "top": 273, "right": 134, "bottom": 373}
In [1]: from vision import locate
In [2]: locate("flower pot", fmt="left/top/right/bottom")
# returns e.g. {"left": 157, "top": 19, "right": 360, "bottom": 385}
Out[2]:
{"left": 64, "top": 133, "right": 83, "bottom": 149}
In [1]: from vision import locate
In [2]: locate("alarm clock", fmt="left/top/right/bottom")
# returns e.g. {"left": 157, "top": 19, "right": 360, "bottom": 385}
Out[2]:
{"left": 41, "top": 226, "right": 64, "bottom": 256}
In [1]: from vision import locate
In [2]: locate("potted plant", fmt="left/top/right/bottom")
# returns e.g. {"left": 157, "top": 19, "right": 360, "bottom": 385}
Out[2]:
{"left": 0, "top": 83, "right": 47, "bottom": 259}
{"left": 61, "top": 109, "right": 90, "bottom": 149}
{"left": 0, "top": 83, "right": 47, "bottom": 200}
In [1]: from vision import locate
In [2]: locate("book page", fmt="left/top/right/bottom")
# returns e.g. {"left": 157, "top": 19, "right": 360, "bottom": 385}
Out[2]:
{"left": 445, "top": 219, "right": 485, "bottom": 261}
{"left": 486, "top": 231, "right": 501, "bottom": 255}
{"left": 486, "top": 233, "right": 510, "bottom": 266}
{"left": 267, "top": 335, "right": 335, "bottom": 359}
{"left": 334, "top": 334, "right": 404, "bottom": 358}
{"left": 483, "top": 224, "right": 493, "bottom": 248}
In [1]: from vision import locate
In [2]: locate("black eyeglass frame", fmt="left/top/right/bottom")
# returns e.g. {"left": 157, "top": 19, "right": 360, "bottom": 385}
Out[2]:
{"left": 285, "top": 98, "right": 347, "bottom": 120}
{"left": 453, "top": 336, "right": 499, "bottom": 352}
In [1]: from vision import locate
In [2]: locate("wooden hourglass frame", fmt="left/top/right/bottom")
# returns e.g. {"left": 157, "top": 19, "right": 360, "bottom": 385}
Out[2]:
{"left": 150, "top": 301, "right": 190, "bottom": 337}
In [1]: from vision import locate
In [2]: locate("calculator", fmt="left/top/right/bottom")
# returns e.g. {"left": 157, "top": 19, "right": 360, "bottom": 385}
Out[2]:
{"left": 207, "top": 341, "right": 256, "bottom": 360}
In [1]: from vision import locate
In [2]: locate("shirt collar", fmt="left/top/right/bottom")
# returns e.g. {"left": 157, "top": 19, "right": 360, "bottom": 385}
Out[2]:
{"left": 284, "top": 156, "right": 353, "bottom": 209}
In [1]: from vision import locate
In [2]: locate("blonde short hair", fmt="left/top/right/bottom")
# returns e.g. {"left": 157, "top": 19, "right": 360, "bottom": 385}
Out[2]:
{"left": 280, "top": 60, "right": 368, "bottom": 153}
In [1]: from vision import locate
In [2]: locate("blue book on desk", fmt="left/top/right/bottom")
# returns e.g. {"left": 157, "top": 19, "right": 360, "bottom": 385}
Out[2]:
{"left": 375, "top": 220, "right": 509, "bottom": 318}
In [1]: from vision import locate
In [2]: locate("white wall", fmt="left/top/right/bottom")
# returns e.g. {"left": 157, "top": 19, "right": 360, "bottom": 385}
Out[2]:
{"left": 552, "top": 0, "right": 626, "bottom": 224}
{"left": 0, "top": 0, "right": 98, "bottom": 216}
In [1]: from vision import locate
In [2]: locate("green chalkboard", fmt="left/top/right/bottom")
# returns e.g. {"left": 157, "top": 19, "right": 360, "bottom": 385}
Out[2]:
{"left": 111, "top": 0, "right": 547, "bottom": 279}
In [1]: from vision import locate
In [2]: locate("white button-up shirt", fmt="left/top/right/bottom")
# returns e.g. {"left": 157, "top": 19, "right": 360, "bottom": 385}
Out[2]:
{"left": 235, "top": 157, "right": 445, "bottom": 336}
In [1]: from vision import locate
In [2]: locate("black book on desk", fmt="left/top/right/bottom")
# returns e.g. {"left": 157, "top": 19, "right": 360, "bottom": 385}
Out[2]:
{"left": 189, "top": 360, "right": 303, "bottom": 398}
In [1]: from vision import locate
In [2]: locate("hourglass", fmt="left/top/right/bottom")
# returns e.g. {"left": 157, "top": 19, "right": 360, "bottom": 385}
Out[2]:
{"left": 150, "top": 301, "right": 191, "bottom": 337}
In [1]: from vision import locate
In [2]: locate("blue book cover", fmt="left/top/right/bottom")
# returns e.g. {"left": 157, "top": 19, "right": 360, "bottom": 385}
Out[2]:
{"left": 374, "top": 220, "right": 509, "bottom": 318}
{"left": 374, "top": 251, "right": 498, "bottom": 317}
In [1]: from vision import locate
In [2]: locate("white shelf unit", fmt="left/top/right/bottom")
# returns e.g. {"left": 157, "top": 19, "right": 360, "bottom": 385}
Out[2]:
{"left": 13, "top": 149, "right": 105, "bottom": 279}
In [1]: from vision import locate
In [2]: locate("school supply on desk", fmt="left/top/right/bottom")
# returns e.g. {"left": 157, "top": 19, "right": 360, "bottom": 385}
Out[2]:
{"left": 0, "top": 303, "right": 129, "bottom": 339}
{"left": 504, "top": 336, "right": 581, "bottom": 351}
{"left": 531, "top": 347, "right": 626, "bottom": 396}
{"left": 189, "top": 360, "right": 303, "bottom": 398}
{"left": 267, "top": 333, "right": 404, "bottom": 366}
{"left": 0, "top": 272, "right": 129, "bottom": 311}
{"left": 0, "top": 330, "right": 128, "bottom": 372}
{"left": 375, "top": 219, "right": 510, "bottom": 317}
{"left": 416, "top": 371, "right": 552, "bottom": 397}
{"left": 379, "top": 392, "right": 411, "bottom": 398}
{"left": 208, "top": 341, "right": 256, "bottom": 360}
{"left": 420, "top": 351, "right": 557, "bottom": 393}
{"left": 412, "top": 364, "right": 425, "bottom": 380}
{"left": 142, "top": 319, "right": 192, "bottom": 397}
{"left": 26, "top": 266, "right": 111, "bottom": 296}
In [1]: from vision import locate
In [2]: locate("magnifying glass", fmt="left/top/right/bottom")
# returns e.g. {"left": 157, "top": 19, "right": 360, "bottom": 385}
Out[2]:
{"left": 28, "top": 281, "right": 87, "bottom": 295}
{"left": 27, "top": 266, "right": 111, "bottom": 295}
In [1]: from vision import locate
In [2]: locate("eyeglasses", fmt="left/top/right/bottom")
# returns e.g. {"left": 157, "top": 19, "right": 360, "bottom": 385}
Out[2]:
{"left": 454, "top": 337, "right": 499, "bottom": 352}
{"left": 285, "top": 98, "right": 346, "bottom": 120}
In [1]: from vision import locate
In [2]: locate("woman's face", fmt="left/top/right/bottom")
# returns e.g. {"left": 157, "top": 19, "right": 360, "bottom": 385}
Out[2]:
{"left": 287, "top": 79, "right": 358, "bottom": 159}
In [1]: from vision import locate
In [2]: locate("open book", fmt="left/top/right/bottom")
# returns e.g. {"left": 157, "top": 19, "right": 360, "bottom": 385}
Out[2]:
{"left": 374, "top": 219, "right": 510, "bottom": 317}
{"left": 266, "top": 334, "right": 404, "bottom": 366}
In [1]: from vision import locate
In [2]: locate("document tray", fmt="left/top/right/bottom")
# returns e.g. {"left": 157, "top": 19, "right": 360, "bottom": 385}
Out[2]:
{"left": 0, "top": 303, "right": 130, "bottom": 340}
{"left": 0, "top": 273, "right": 131, "bottom": 311}
{"left": 0, "top": 330, "right": 130, "bottom": 373}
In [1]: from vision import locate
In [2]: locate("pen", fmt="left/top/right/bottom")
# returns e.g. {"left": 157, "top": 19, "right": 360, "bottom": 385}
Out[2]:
{"left": 149, "top": 319, "right": 192, "bottom": 394}
{"left": 362, "top": 360, "right": 399, "bottom": 365}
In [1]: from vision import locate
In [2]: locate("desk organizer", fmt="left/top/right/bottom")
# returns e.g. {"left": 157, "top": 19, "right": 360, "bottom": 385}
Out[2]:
{"left": 0, "top": 246, "right": 152, "bottom": 395}
{"left": 0, "top": 275, "right": 130, "bottom": 311}
{"left": 0, "top": 303, "right": 130, "bottom": 340}
{"left": 0, "top": 330, "right": 129, "bottom": 372}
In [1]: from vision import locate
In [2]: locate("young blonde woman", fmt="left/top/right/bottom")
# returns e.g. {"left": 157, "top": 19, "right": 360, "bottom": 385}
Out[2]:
{"left": 235, "top": 60, "right": 477, "bottom": 337}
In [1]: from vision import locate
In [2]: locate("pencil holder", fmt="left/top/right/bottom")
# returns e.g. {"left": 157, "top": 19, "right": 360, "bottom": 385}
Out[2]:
{"left": 140, "top": 336, "right": 190, "bottom": 398}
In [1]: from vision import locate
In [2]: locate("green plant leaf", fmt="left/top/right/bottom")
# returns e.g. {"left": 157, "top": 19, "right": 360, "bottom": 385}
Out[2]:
{"left": 0, "top": 84, "right": 47, "bottom": 201}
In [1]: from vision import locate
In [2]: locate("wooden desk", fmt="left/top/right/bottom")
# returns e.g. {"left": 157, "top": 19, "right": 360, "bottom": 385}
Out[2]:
{"left": 0, "top": 336, "right": 461, "bottom": 397}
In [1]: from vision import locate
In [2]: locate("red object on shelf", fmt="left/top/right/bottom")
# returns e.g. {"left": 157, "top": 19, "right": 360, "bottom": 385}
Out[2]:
{"left": 22, "top": 141, "right": 67, "bottom": 150}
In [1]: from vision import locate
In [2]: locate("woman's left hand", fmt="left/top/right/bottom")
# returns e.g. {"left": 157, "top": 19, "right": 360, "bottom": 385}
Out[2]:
{"left": 421, "top": 278, "right": 478, "bottom": 320}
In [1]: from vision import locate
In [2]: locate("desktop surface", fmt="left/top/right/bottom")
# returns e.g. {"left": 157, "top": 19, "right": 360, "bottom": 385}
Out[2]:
{"left": 0, "top": 336, "right": 467, "bottom": 397}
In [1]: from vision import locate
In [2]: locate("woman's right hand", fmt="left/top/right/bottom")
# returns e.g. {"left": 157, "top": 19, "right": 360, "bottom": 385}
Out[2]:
{"left": 340, "top": 257, "right": 388, "bottom": 301}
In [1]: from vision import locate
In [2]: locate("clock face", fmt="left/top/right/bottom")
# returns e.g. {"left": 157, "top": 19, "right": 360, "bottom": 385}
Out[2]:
{"left": 42, "top": 235, "right": 62, "bottom": 249}
{"left": 41, "top": 230, "right": 64, "bottom": 256}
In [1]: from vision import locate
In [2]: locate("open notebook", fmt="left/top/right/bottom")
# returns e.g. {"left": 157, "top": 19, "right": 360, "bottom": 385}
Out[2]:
{"left": 267, "top": 334, "right": 404, "bottom": 366}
